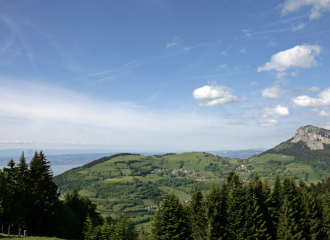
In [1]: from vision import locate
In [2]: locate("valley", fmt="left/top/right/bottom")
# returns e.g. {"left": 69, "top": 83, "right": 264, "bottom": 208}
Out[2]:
{"left": 54, "top": 126, "right": 330, "bottom": 225}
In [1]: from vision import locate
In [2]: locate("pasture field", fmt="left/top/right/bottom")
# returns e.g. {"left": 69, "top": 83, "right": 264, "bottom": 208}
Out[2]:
{"left": 55, "top": 150, "right": 330, "bottom": 225}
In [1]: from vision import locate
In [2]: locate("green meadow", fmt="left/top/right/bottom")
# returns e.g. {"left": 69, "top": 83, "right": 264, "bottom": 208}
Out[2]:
{"left": 54, "top": 148, "right": 330, "bottom": 224}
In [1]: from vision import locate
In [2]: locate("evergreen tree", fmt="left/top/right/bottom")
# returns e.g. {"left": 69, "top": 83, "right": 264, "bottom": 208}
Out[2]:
{"left": 188, "top": 183, "right": 206, "bottom": 240}
{"left": 15, "top": 152, "right": 29, "bottom": 227}
{"left": 243, "top": 174, "right": 270, "bottom": 240}
{"left": 299, "top": 181, "right": 326, "bottom": 240}
{"left": 3, "top": 159, "right": 18, "bottom": 225}
{"left": 0, "top": 169, "right": 11, "bottom": 225}
{"left": 66, "top": 187, "right": 103, "bottom": 239}
{"left": 150, "top": 191, "right": 191, "bottom": 240}
{"left": 27, "top": 151, "right": 59, "bottom": 236}
{"left": 84, "top": 214, "right": 95, "bottom": 240}
{"left": 277, "top": 177, "right": 304, "bottom": 240}
{"left": 204, "top": 183, "right": 227, "bottom": 239}
{"left": 226, "top": 172, "right": 246, "bottom": 240}
{"left": 267, "top": 174, "right": 283, "bottom": 239}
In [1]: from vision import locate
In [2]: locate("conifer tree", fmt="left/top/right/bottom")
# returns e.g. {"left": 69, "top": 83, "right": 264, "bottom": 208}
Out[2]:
{"left": 188, "top": 183, "right": 207, "bottom": 240}
{"left": 3, "top": 159, "right": 18, "bottom": 225}
{"left": 268, "top": 173, "right": 283, "bottom": 232}
{"left": 243, "top": 174, "right": 270, "bottom": 240}
{"left": 0, "top": 169, "right": 11, "bottom": 225}
{"left": 150, "top": 191, "right": 191, "bottom": 240}
{"left": 84, "top": 214, "right": 95, "bottom": 240}
{"left": 15, "top": 152, "right": 29, "bottom": 227}
{"left": 27, "top": 151, "right": 59, "bottom": 236}
{"left": 299, "top": 181, "right": 326, "bottom": 240}
{"left": 205, "top": 183, "right": 227, "bottom": 239}
{"left": 277, "top": 177, "right": 304, "bottom": 240}
{"left": 227, "top": 172, "right": 246, "bottom": 240}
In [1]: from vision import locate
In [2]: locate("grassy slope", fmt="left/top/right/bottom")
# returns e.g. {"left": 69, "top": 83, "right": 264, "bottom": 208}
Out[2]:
{"left": 54, "top": 145, "right": 330, "bottom": 224}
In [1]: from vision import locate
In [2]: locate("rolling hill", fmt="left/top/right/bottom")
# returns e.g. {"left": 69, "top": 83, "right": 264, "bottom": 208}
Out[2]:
{"left": 53, "top": 125, "right": 330, "bottom": 225}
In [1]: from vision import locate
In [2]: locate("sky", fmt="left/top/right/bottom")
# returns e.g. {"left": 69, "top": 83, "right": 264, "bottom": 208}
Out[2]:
{"left": 0, "top": 0, "right": 330, "bottom": 152}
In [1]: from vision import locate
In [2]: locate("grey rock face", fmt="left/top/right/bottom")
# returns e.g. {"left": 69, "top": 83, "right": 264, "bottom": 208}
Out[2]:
{"left": 291, "top": 125, "right": 330, "bottom": 150}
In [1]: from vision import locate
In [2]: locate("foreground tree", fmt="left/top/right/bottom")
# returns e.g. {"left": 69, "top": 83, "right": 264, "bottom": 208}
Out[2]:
{"left": 150, "top": 191, "right": 191, "bottom": 240}
{"left": 187, "top": 183, "right": 207, "bottom": 240}
{"left": 27, "top": 151, "right": 60, "bottom": 236}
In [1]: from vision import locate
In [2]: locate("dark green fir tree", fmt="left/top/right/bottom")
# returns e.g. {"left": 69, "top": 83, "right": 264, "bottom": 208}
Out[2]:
{"left": 150, "top": 191, "right": 191, "bottom": 240}
{"left": 187, "top": 183, "right": 207, "bottom": 240}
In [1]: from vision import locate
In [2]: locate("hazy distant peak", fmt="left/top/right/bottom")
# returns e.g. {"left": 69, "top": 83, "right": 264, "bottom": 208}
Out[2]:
{"left": 291, "top": 125, "right": 330, "bottom": 150}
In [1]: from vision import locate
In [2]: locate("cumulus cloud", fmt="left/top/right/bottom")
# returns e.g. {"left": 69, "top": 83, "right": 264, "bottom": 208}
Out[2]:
{"left": 193, "top": 85, "right": 239, "bottom": 107}
{"left": 292, "top": 88, "right": 330, "bottom": 107}
{"left": 257, "top": 105, "right": 290, "bottom": 127}
{"left": 258, "top": 44, "right": 321, "bottom": 72}
{"left": 319, "top": 110, "right": 330, "bottom": 116}
{"left": 264, "top": 105, "right": 290, "bottom": 117}
{"left": 261, "top": 85, "right": 283, "bottom": 99}
{"left": 291, "top": 72, "right": 298, "bottom": 77}
{"left": 281, "top": 0, "right": 330, "bottom": 19}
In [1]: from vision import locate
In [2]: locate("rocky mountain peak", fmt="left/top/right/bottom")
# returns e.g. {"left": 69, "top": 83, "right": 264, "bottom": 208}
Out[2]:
{"left": 291, "top": 125, "right": 330, "bottom": 150}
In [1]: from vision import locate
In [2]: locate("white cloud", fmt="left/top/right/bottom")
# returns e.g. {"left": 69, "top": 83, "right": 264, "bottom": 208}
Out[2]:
{"left": 258, "top": 44, "right": 321, "bottom": 72}
{"left": 291, "top": 72, "right": 298, "bottom": 77}
{"left": 264, "top": 105, "right": 290, "bottom": 117}
{"left": 292, "top": 88, "right": 330, "bottom": 107}
{"left": 239, "top": 48, "right": 246, "bottom": 53}
{"left": 250, "top": 82, "right": 257, "bottom": 85}
{"left": 222, "top": 51, "right": 226, "bottom": 55}
{"left": 192, "top": 85, "right": 239, "bottom": 107}
{"left": 257, "top": 105, "right": 290, "bottom": 127}
{"left": 319, "top": 110, "right": 330, "bottom": 116}
{"left": 281, "top": 0, "right": 330, "bottom": 19}
{"left": 218, "top": 64, "right": 227, "bottom": 68}
{"left": 292, "top": 23, "right": 305, "bottom": 31}
{"left": 261, "top": 85, "right": 283, "bottom": 99}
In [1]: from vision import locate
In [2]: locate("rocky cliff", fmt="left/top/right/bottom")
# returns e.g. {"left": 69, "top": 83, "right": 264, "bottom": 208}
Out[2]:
{"left": 291, "top": 125, "right": 330, "bottom": 150}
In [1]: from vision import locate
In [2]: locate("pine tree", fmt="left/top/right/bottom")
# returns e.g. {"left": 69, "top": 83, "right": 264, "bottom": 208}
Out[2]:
{"left": 204, "top": 183, "right": 227, "bottom": 239}
{"left": 150, "top": 191, "right": 191, "bottom": 240}
{"left": 84, "top": 214, "right": 95, "bottom": 240}
{"left": 3, "top": 159, "right": 18, "bottom": 225}
{"left": 277, "top": 177, "right": 304, "bottom": 240}
{"left": 188, "top": 183, "right": 207, "bottom": 240}
{"left": 226, "top": 172, "right": 246, "bottom": 240}
{"left": 27, "top": 151, "right": 59, "bottom": 236}
{"left": 243, "top": 174, "right": 270, "bottom": 240}
{"left": 15, "top": 152, "right": 29, "bottom": 227}
{"left": 299, "top": 181, "right": 326, "bottom": 240}
{"left": 267, "top": 174, "right": 283, "bottom": 239}
{"left": 0, "top": 169, "right": 11, "bottom": 225}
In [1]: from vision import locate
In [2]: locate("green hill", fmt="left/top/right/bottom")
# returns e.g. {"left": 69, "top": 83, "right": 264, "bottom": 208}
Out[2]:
{"left": 53, "top": 125, "right": 330, "bottom": 224}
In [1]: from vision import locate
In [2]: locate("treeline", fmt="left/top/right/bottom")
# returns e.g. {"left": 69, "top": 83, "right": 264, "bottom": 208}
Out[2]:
{"left": 0, "top": 151, "right": 137, "bottom": 239}
{"left": 146, "top": 171, "right": 330, "bottom": 239}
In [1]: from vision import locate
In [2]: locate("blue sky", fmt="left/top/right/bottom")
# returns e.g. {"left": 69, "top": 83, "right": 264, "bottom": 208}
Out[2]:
{"left": 1, "top": 0, "right": 330, "bottom": 151}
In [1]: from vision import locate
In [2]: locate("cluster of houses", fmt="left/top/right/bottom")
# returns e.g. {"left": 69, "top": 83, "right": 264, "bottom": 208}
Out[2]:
{"left": 145, "top": 205, "right": 159, "bottom": 211}
{"left": 151, "top": 168, "right": 215, "bottom": 181}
